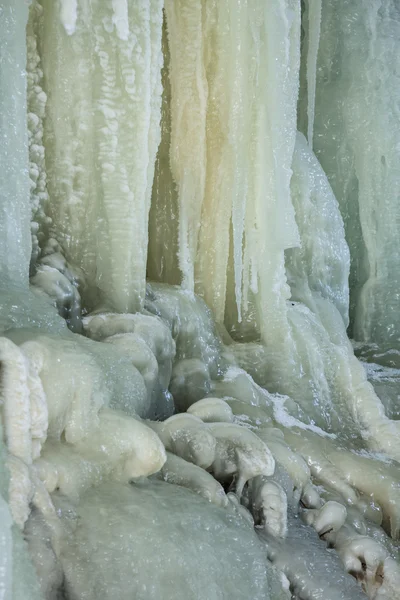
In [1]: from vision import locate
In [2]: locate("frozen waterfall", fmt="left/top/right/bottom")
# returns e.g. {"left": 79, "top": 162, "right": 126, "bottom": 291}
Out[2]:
{"left": 1, "top": 1, "right": 400, "bottom": 599}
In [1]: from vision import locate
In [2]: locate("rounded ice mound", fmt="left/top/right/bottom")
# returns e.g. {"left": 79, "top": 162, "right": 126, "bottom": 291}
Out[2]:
{"left": 56, "top": 480, "right": 270, "bottom": 600}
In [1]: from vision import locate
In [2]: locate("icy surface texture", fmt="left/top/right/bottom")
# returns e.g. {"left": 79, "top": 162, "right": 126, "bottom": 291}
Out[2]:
{"left": 145, "top": 3, "right": 400, "bottom": 468}
{"left": 0, "top": 424, "right": 13, "bottom": 600}
{"left": 42, "top": 481, "right": 270, "bottom": 600}
{"left": 311, "top": 0, "right": 400, "bottom": 344}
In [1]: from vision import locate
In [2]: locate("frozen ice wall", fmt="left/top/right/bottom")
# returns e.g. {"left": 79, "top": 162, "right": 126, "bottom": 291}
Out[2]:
{"left": 0, "top": 0, "right": 32, "bottom": 288}
{"left": 311, "top": 0, "right": 400, "bottom": 344}
{"left": 1, "top": 1, "right": 400, "bottom": 599}
{"left": 33, "top": 0, "right": 163, "bottom": 313}
{"left": 0, "top": 5, "right": 43, "bottom": 596}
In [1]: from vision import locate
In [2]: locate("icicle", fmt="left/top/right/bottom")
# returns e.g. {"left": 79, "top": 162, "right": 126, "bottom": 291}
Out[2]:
{"left": 164, "top": 0, "right": 208, "bottom": 293}
{"left": 238, "top": 0, "right": 302, "bottom": 341}
{"left": 305, "top": 0, "right": 322, "bottom": 149}
{"left": 194, "top": 0, "right": 238, "bottom": 322}
{"left": 145, "top": 0, "right": 164, "bottom": 248}
{"left": 198, "top": 0, "right": 252, "bottom": 324}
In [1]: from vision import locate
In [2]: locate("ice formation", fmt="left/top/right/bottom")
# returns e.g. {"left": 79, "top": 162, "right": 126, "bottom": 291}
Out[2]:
{"left": 1, "top": 0, "right": 400, "bottom": 599}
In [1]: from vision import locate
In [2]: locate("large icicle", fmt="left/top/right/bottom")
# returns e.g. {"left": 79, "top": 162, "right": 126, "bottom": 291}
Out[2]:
{"left": 164, "top": 0, "right": 301, "bottom": 331}
{"left": 34, "top": 0, "right": 164, "bottom": 313}
{"left": 164, "top": 0, "right": 208, "bottom": 293}
{"left": 193, "top": 0, "right": 239, "bottom": 322}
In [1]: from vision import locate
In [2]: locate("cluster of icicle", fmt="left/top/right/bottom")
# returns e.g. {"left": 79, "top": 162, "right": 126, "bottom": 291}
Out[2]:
{"left": 1, "top": 0, "right": 400, "bottom": 599}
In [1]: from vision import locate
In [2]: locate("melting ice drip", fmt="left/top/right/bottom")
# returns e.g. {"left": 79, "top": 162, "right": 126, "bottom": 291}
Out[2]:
{"left": 1, "top": 1, "right": 400, "bottom": 599}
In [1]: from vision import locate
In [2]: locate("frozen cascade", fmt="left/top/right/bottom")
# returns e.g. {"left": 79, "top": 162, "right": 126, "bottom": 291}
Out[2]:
{"left": 1, "top": 1, "right": 400, "bottom": 599}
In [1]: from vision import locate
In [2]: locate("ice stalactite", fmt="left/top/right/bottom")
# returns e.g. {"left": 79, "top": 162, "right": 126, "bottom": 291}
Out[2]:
{"left": 229, "top": 131, "right": 400, "bottom": 461}
{"left": 163, "top": 0, "right": 207, "bottom": 293}
{"left": 34, "top": 0, "right": 164, "bottom": 313}
{"left": 312, "top": 0, "right": 400, "bottom": 344}
{"left": 300, "top": 0, "right": 322, "bottom": 149}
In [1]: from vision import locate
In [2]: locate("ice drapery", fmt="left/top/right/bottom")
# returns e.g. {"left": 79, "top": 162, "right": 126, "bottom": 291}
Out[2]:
{"left": 1, "top": 0, "right": 400, "bottom": 599}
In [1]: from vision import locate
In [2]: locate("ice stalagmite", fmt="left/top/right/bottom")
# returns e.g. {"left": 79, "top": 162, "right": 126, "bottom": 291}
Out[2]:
{"left": 34, "top": 0, "right": 164, "bottom": 312}
{"left": 313, "top": 0, "right": 400, "bottom": 344}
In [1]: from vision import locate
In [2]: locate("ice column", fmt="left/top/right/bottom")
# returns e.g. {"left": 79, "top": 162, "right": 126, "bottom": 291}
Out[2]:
{"left": 33, "top": 0, "right": 164, "bottom": 312}
{"left": 164, "top": 0, "right": 207, "bottom": 293}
